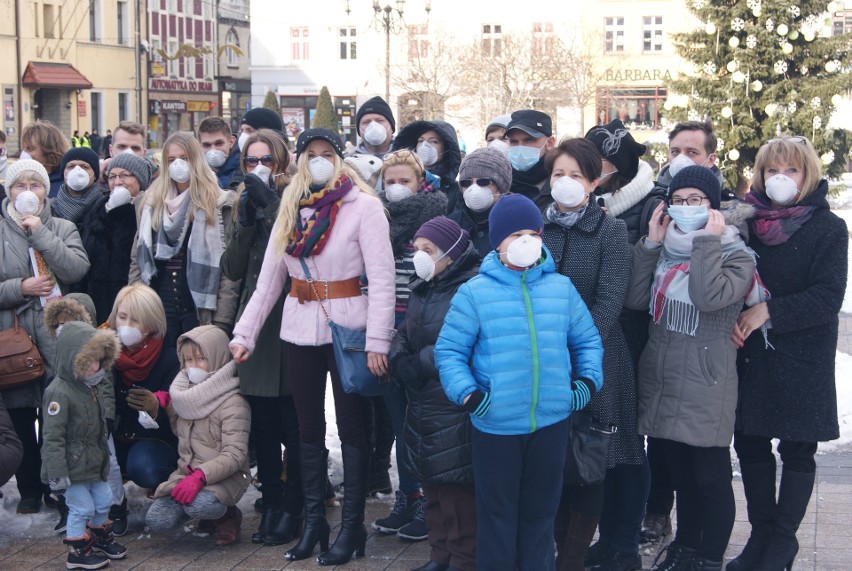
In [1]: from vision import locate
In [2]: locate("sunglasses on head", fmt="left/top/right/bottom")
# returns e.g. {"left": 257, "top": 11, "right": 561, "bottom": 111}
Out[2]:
{"left": 767, "top": 136, "right": 807, "bottom": 145}
{"left": 243, "top": 154, "right": 274, "bottom": 167}
{"left": 459, "top": 177, "right": 493, "bottom": 189}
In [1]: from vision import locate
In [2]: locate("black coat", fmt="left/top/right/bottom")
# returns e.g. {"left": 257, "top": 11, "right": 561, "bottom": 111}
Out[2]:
{"left": 736, "top": 180, "right": 848, "bottom": 442}
{"left": 397, "top": 243, "right": 480, "bottom": 485}
{"left": 0, "top": 395, "right": 23, "bottom": 487}
{"left": 392, "top": 120, "right": 462, "bottom": 213}
{"left": 448, "top": 206, "right": 491, "bottom": 259}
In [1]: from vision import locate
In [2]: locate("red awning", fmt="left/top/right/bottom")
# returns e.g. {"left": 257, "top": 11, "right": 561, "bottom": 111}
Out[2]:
{"left": 22, "top": 62, "right": 92, "bottom": 89}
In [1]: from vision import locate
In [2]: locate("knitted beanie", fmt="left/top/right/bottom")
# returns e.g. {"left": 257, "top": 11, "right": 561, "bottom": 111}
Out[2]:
{"left": 584, "top": 119, "right": 646, "bottom": 181}
{"left": 459, "top": 147, "right": 512, "bottom": 194}
{"left": 106, "top": 152, "right": 153, "bottom": 191}
{"left": 6, "top": 159, "right": 50, "bottom": 189}
{"left": 668, "top": 164, "right": 722, "bottom": 209}
{"left": 60, "top": 147, "right": 100, "bottom": 180}
{"left": 296, "top": 128, "right": 344, "bottom": 159}
{"left": 355, "top": 96, "right": 396, "bottom": 134}
{"left": 415, "top": 216, "right": 469, "bottom": 261}
{"left": 241, "top": 107, "right": 284, "bottom": 132}
{"left": 488, "top": 194, "right": 544, "bottom": 249}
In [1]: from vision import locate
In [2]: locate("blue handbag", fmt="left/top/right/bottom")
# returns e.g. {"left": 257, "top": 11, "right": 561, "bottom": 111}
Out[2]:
{"left": 299, "top": 258, "right": 396, "bottom": 397}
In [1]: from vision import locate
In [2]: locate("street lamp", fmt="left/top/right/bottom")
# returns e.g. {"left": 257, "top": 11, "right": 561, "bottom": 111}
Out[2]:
{"left": 369, "top": 0, "right": 432, "bottom": 102}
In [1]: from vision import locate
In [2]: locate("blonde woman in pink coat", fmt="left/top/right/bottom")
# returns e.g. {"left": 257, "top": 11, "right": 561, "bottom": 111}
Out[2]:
{"left": 230, "top": 128, "right": 395, "bottom": 566}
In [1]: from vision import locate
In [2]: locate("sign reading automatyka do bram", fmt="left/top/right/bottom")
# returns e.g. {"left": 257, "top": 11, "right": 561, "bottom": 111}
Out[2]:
{"left": 149, "top": 78, "right": 215, "bottom": 92}
{"left": 160, "top": 100, "right": 187, "bottom": 112}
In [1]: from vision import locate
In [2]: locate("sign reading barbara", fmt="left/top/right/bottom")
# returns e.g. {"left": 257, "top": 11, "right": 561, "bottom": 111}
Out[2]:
{"left": 149, "top": 78, "right": 215, "bottom": 92}
{"left": 605, "top": 69, "right": 674, "bottom": 82}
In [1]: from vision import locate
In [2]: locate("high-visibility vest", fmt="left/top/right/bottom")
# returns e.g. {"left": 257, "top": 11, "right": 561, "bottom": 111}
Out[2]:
{"left": 71, "top": 136, "right": 81, "bottom": 147}
{"left": 81, "top": 137, "right": 91, "bottom": 148}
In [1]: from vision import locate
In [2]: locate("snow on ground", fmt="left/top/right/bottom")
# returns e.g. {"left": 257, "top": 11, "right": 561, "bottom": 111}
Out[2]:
{"left": 820, "top": 351, "right": 852, "bottom": 453}
{"left": 831, "top": 203, "right": 852, "bottom": 314}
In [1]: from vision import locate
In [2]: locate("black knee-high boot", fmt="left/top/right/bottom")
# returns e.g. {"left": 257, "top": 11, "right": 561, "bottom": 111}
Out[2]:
{"left": 317, "top": 444, "right": 368, "bottom": 566}
{"left": 726, "top": 460, "right": 777, "bottom": 571}
{"left": 754, "top": 469, "right": 814, "bottom": 571}
{"left": 284, "top": 443, "right": 330, "bottom": 561}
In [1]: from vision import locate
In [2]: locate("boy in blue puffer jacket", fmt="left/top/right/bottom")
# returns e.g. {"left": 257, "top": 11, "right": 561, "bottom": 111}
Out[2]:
{"left": 435, "top": 193, "right": 604, "bottom": 571}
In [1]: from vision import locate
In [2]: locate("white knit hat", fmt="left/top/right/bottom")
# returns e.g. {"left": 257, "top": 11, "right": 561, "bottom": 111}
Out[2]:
{"left": 5, "top": 159, "right": 50, "bottom": 189}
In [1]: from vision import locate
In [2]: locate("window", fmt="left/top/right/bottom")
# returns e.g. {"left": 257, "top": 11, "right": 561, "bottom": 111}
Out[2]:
{"left": 291, "top": 27, "right": 309, "bottom": 61}
{"left": 833, "top": 11, "right": 852, "bottom": 35}
{"left": 604, "top": 17, "right": 625, "bottom": 53}
{"left": 339, "top": 27, "right": 356, "bottom": 60}
{"left": 226, "top": 29, "right": 240, "bottom": 67}
{"left": 44, "top": 4, "right": 56, "bottom": 38}
{"left": 89, "top": 0, "right": 102, "bottom": 42}
{"left": 481, "top": 24, "right": 502, "bottom": 57}
{"left": 117, "top": 0, "right": 129, "bottom": 45}
{"left": 118, "top": 93, "right": 129, "bottom": 122}
{"left": 532, "top": 22, "right": 554, "bottom": 57}
{"left": 168, "top": 40, "right": 179, "bottom": 77}
{"left": 91, "top": 92, "right": 102, "bottom": 134}
{"left": 596, "top": 87, "right": 667, "bottom": 130}
{"left": 643, "top": 16, "right": 663, "bottom": 52}
{"left": 408, "top": 25, "right": 428, "bottom": 59}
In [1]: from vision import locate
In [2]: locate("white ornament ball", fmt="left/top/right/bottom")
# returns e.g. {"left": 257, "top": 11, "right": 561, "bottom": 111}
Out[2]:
{"left": 732, "top": 71, "right": 746, "bottom": 83}
{"left": 831, "top": 94, "right": 843, "bottom": 106}
{"left": 765, "top": 103, "right": 779, "bottom": 117}
{"left": 726, "top": 60, "right": 739, "bottom": 72}
{"left": 751, "top": 80, "right": 763, "bottom": 92}
{"left": 821, "top": 150, "right": 835, "bottom": 165}
{"left": 825, "top": 61, "right": 837, "bottom": 73}
{"left": 753, "top": 7, "right": 762, "bottom": 17}
{"left": 777, "top": 24, "right": 789, "bottom": 36}
{"left": 728, "top": 149, "right": 740, "bottom": 161}
{"left": 721, "top": 106, "right": 733, "bottom": 118}
{"left": 804, "top": 32, "right": 815, "bottom": 42}
{"left": 706, "top": 23, "right": 717, "bottom": 34}
{"left": 782, "top": 42, "right": 793, "bottom": 54}
{"left": 827, "top": 1, "right": 839, "bottom": 12}
{"left": 788, "top": 30, "right": 800, "bottom": 40}
{"left": 729, "top": 36, "right": 740, "bottom": 48}
{"left": 664, "top": 100, "right": 674, "bottom": 111}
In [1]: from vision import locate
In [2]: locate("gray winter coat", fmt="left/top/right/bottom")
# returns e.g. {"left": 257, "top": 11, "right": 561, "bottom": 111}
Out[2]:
{"left": 0, "top": 199, "right": 90, "bottom": 409}
{"left": 625, "top": 232, "right": 755, "bottom": 448}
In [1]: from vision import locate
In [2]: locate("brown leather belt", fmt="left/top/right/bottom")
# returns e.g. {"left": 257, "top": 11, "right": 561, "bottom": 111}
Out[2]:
{"left": 290, "top": 276, "right": 362, "bottom": 304}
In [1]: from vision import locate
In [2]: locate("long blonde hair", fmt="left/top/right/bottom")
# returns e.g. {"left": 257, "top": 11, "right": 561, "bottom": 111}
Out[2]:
{"left": 146, "top": 132, "right": 221, "bottom": 230}
{"left": 272, "top": 149, "right": 374, "bottom": 253}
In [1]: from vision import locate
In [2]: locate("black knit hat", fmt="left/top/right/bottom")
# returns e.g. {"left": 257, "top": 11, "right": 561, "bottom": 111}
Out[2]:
{"left": 296, "top": 128, "right": 344, "bottom": 159}
{"left": 584, "top": 119, "right": 646, "bottom": 181}
{"left": 668, "top": 164, "right": 722, "bottom": 210}
{"left": 60, "top": 147, "right": 100, "bottom": 180}
{"left": 355, "top": 96, "right": 396, "bottom": 135}
{"left": 241, "top": 107, "right": 284, "bottom": 132}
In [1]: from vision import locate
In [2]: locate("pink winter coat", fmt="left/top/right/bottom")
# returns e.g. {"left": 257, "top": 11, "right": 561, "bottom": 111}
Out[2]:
{"left": 231, "top": 185, "right": 396, "bottom": 354}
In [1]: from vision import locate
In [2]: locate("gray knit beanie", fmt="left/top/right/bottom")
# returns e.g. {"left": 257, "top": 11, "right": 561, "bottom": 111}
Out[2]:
{"left": 459, "top": 147, "right": 512, "bottom": 194}
{"left": 106, "top": 153, "right": 152, "bottom": 191}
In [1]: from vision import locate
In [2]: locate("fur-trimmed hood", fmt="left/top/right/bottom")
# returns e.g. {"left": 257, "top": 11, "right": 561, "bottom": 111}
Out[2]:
{"left": 43, "top": 294, "right": 96, "bottom": 337}
{"left": 54, "top": 321, "right": 121, "bottom": 382}
{"left": 720, "top": 198, "right": 756, "bottom": 238}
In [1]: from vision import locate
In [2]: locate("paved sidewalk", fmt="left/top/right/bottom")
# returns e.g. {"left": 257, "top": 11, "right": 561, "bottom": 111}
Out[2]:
{"left": 837, "top": 312, "right": 852, "bottom": 355}
{"left": 2, "top": 452, "right": 851, "bottom": 570}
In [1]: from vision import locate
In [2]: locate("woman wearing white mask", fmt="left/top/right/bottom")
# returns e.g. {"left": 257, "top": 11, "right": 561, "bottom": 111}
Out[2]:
{"left": 391, "top": 216, "right": 480, "bottom": 571}
{"left": 0, "top": 159, "right": 90, "bottom": 515}
{"left": 624, "top": 165, "right": 762, "bottom": 571}
{"left": 129, "top": 132, "right": 238, "bottom": 348}
{"left": 230, "top": 128, "right": 395, "bottom": 565}
{"left": 728, "top": 136, "right": 847, "bottom": 571}
{"left": 540, "top": 138, "right": 641, "bottom": 571}
{"left": 448, "top": 147, "right": 512, "bottom": 258}
{"left": 392, "top": 120, "right": 463, "bottom": 214}
{"left": 52, "top": 148, "right": 103, "bottom": 227}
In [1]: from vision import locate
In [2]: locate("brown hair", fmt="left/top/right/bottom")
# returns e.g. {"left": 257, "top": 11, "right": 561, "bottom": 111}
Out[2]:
{"left": 669, "top": 120, "right": 717, "bottom": 156}
{"left": 752, "top": 135, "right": 823, "bottom": 202}
{"left": 21, "top": 120, "right": 68, "bottom": 173}
{"left": 115, "top": 120, "right": 145, "bottom": 138}
{"left": 198, "top": 116, "right": 232, "bottom": 138}
{"left": 544, "top": 138, "right": 603, "bottom": 184}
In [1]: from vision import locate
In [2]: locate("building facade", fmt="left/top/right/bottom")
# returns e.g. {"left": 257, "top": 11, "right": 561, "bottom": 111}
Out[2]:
{"left": 216, "top": 0, "right": 251, "bottom": 134}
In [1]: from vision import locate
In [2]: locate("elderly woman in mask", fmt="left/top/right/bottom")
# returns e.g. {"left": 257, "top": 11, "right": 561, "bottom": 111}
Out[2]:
{"left": 0, "top": 159, "right": 89, "bottom": 514}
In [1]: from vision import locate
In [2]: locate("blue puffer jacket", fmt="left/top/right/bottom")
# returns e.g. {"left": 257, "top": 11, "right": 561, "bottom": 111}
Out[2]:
{"left": 436, "top": 246, "right": 604, "bottom": 436}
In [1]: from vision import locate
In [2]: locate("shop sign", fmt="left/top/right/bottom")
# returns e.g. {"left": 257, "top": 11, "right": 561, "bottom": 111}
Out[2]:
{"left": 149, "top": 78, "right": 215, "bottom": 92}
{"left": 161, "top": 100, "right": 187, "bottom": 112}
{"left": 604, "top": 69, "right": 674, "bottom": 82}
{"left": 187, "top": 101, "right": 210, "bottom": 112}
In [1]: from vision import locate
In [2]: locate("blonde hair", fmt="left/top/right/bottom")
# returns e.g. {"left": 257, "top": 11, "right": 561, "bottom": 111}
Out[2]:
{"left": 752, "top": 135, "right": 823, "bottom": 202}
{"left": 177, "top": 338, "right": 203, "bottom": 367}
{"left": 271, "top": 149, "right": 374, "bottom": 253}
{"left": 146, "top": 132, "right": 221, "bottom": 231}
{"left": 107, "top": 284, "right": 168, "bottom": 338}
{"left": 380, "top": 149, "right": 426, "bottom": 185}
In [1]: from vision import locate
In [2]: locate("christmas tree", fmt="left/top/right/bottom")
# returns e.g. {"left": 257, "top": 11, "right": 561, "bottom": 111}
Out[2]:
{"left": 312, "top": 86, "right": 338, "bottom": 132}
{"left": 664, "top": 0, "right": 852, "bottom": 192}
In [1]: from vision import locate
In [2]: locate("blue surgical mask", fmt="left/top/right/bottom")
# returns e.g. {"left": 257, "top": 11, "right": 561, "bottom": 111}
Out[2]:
{"left": 667, "top": 205, "right": 709, "bottom": 232}
{"left": 508, "top": 144, "right": 543, "bottom": 172}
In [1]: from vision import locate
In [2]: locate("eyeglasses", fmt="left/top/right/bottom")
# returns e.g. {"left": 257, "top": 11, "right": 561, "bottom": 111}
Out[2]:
{"left": 669, "top": 196, "right": 709, "bottom": 206}
{"left": 11, "top": 182, "right": 45, "bottom": 193}
{"left": 243, "top": 154, "right": 274, "bottom": 167}
{"left": 768, "top": 136, "right": 807, "bottom": 145}
{"left": 460, "top": 177, "right": 494, "bottom": 189}
{"left": 107, "top": 172, "right": 137, "bottom": 182}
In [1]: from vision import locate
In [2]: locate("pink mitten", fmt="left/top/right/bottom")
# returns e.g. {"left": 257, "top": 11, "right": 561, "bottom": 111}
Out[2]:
{"left": 171, "top": 468, "right": 206, "bottom": 505}
{"left": 153, "top": 390, "right": 171, "bottom": 410}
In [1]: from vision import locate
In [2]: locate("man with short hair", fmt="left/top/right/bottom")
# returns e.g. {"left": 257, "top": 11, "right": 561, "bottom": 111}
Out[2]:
{"left": 109, "top": 121, "right": 147, "bottom": 158}
{"left": 102, "top": 130, "right": 113, "bottom": 157}
{"left": 237, "top": 108, "right": 284, "bottom": 151}
{"left": 198, "top": 116, "right": 242, "bottom": 190}
{"left": 652, "top": 120, "right": 733, "bottom": 199}
{"left": 89, "top": 129, "right": 102, "bottom": 157}
{"left": 349, "top": 96, "right": 395, "bottom": 159}
{"left": 504, "top": 109, "right": 556, "bottom": 208}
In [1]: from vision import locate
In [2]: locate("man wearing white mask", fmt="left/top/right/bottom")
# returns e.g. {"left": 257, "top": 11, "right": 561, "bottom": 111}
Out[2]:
{"left": 350, "top": 96, "right": 396, "bottom": 159}
{"left": 99, "top": 121, "right": 153, "bottom": 193}
{"left": 197, "top": 117, "right": 243, "bottom": 191}
{"left": 504, "top": 109, "right": 556, "bottom": 209}
{"left": 238, "top": 108, "right": 285, "bottom": 152}
{"left": 52, "top": 148, "right": 103, "bottom": 227}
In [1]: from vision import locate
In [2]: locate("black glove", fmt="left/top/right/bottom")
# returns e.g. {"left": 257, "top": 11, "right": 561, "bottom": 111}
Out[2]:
{"left": 390, "top": 354, "right": 422, "bottom": 389}
{"left": 238, "top": 189, "right": 256, "bottom": 227}
{"left": 244, "top": 173, "right": 277, "bottom": 210}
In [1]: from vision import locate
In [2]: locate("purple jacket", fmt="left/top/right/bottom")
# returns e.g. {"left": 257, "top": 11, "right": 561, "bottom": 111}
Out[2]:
{"left": 231, "top": 186, "right": 396, "bottom": 354}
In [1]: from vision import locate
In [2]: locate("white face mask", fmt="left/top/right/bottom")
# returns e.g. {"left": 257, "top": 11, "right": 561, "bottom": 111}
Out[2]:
{"left": 502, "top": 234, "right": 542, "bottom": 268}
{"left": 204, "top": 149, "right": 227, "bottom": 169}
{"left": 385, "top": 183, "right": 414, "bottom": 203}
{"left": 413, "top": 231, "right": 463, "bottom": 281}
{"left": 237, "top": 131, "right": 250, "bottom": 152}
{"left": 14, "top": 190, "right": 40, "bottom": 215}
{"left": 251, "top": 164, "right": 272, "bottom": 183}
{"left": 487, "top": 138, "right": 510, "bottom": 156}
{"left": 121, "top": 147, "right": 136, "bottom": 155}
{"left": 117, "top": 325, "right": 144, "bottom": 348}
{"left": 186, "top": 367, "right": 210, "bottom": 385}
{"left": 551, "top": 176, "right": 587, "bottom": 209}
{"left": 106, "top": 186, "right": 133, "bottom": 211}
{"left": 765, "top": 174, "right": 799, "bottom": 206}
{"left": 308, "top": 157, "right": 335, "bottom": 185}
{"left": 19, "top": 150, "right": 32, "bottom": 160}
{"left": 65, "top": 166, "right": 91, "bottom": 191}
{"left": 463, "top": 184, "right": 495, "bottom": 212}
{"left": 668, "top": 153, "right": 700, "bottom": 178}
{"left": 55, "top": 324, "right": 65, "bottom": 337}
{"left": 416, "top": 141, "right": 439, "bottom": 167}
{"left": 168, "top": 158, "right": 191, "bottom": 183}
{"left": 667, "top": 205, "right": 709, "bottom": 232}
{"left": 363, "top": 121, "right": 389, "bottom": 146}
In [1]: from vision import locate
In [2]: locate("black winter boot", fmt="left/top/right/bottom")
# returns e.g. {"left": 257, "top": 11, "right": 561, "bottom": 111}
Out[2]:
{"left": 54, "top": 493, "right": 69, "bottom": 534}
{"left": 317, "top": 444, "right": 369, "bottom": 565}
{"left": 108, "top": 497, "right": 128, "bottom": 537}
{"left": 284, "top": 443, "right": 330, "bottom": 561}
{"left": 64, "top": 535, "right": 109, "bottom": 570}
{"left": 264, "top": 509, "right": 303, "bottom": 546}
{"left": 727, "top": 460, "right": 777, "bottom": 571}
{"left": 88, "top": 520, "right": 127, "bottom": 559}
{"left": 650, "top": 542, "right": 695, "bottom": 571}
{"left": 754, "top": 469, "right": 814, "bottom": 571}
{"left": 690, "top": 556, "right": 723, "bottom": 571}
{"left": 252, "top": 506, "right": 282, "bottom": 544}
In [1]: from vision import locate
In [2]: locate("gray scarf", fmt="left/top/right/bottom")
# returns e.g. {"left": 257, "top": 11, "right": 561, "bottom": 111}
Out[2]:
{"left": 545, "top": 203, "right": 588, "bottom": 229}
{"left": 51, "top": 184, "right": 102, "bottom": 224}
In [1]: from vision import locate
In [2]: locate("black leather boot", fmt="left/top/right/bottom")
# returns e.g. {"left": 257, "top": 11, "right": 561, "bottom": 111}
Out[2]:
{"left": 252, "top": 506, "right": 282, "bottom": 544}
{"left": 726, "top": 460, "right": 777, "bottom": 571}
{"left": 317, "top": 444, "right": 369, "bottom": 565}
{"left": 754, "top": 469, "right": 814, "bottom": 571}
{"left": 283, "top": 443, "right": 330, "bottom": 561}
{"left": 264, "top": 509, "right": 303, "bottom": 546}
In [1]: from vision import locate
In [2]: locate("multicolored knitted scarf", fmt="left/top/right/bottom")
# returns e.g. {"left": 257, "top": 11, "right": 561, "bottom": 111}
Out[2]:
{"left": 286, "top": 174, "right": 353, "bottom": 258}
{"left": 744, "top": 190, "right": 815, "bottom": 246}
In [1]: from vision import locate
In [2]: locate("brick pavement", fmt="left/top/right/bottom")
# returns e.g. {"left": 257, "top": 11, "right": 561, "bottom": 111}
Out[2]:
{"left": 837, "top": 312, "right": 852, "bottom": 355}
{"left": 2, "top": 451, "right": 852, "bottom": 570}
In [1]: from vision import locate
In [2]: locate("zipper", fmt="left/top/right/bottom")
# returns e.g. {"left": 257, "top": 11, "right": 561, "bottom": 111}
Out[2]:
{"left": 416, "top": 284, "right": 434, "bottom": 351}
{"left": 521, "top": 272, "right": 539, "bottom": 433}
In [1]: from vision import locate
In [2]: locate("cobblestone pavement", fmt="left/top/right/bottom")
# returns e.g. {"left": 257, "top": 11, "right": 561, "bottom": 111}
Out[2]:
{"left": 2, "top": 450, "right": 852, "bottom": 570}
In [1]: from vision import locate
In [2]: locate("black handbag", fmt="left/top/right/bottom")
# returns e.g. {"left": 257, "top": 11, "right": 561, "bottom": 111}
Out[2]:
{"left": 563, "top": 410, "right": 617, "bottom": 486}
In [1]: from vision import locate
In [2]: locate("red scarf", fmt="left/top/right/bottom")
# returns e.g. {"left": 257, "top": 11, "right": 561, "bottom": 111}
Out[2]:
{"left": 114, "top": 336, "right": 163, "bottom": 386}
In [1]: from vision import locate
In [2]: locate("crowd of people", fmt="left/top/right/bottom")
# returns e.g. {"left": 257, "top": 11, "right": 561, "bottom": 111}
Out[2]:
{"left": 0, "top": 96, "right": 847, "bottom": 571}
